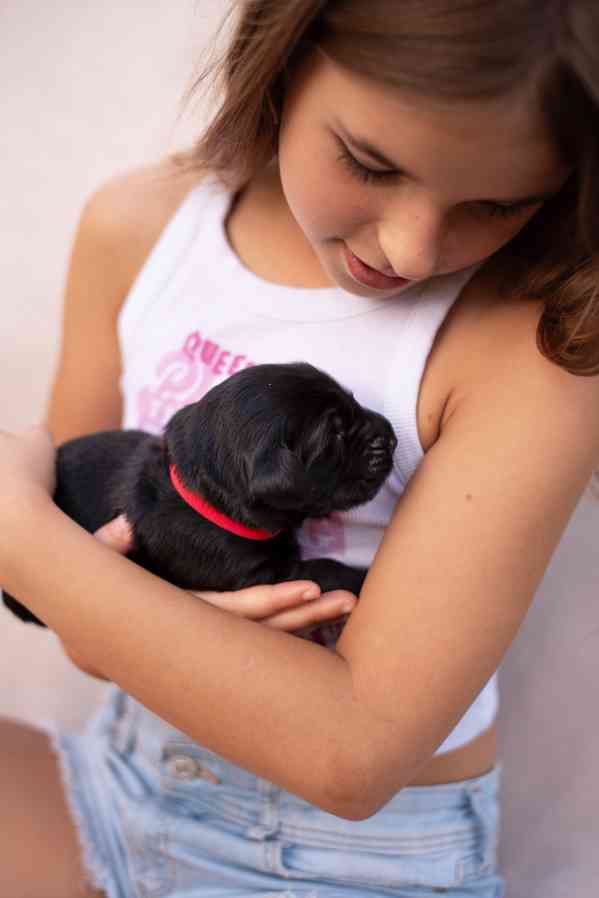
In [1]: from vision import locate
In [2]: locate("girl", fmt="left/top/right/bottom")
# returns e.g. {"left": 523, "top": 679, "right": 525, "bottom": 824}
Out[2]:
{"left": 1, "top": 2, "right": 599, "bottom": 896}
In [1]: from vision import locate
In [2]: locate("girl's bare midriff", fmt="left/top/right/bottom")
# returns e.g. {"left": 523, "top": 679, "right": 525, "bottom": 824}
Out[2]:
{"left": 404, "top": 724, "right": 497, "bottom": 785}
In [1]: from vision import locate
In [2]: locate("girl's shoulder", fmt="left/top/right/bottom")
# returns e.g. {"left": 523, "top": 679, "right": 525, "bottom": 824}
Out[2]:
{"left": 440, "top": 263, "right": 546, "bottom": 395}
{"left": 420, "top": 263, "right": 545, "bottom": 453}
{"left": 87, "top": 154, "right": 207, "bottom": 316}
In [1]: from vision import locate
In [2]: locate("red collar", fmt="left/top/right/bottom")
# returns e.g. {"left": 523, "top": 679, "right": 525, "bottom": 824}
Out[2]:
{"left": 169, "top": 463, "right": 281, "bottom": 541}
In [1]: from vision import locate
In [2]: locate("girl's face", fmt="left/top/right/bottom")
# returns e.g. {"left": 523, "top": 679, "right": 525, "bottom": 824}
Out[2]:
{"left": 276, "top": 47, "right": 571, "bottom": 297}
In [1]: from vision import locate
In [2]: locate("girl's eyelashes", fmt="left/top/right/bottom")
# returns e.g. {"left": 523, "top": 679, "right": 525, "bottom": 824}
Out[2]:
{"left": 475, "top": 200, "right": 537, "bottom": 220}
{"left": 335, "top": 140, "right": 397, "bottom": 185}
{"left": 334, "top": 137, "right": 536, "bottom": 220}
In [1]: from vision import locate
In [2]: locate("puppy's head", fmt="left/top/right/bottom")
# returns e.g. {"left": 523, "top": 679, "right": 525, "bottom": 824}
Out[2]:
{"left": 166, "top": 362, "right": 397, "bottom": 529}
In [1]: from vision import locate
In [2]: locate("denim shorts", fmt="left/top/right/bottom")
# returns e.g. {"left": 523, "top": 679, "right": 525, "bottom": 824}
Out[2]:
{"left": 41, "top": 685, "right": 505, "bottom": 898}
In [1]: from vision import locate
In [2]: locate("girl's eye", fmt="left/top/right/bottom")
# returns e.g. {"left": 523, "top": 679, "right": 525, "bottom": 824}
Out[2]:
{"left": 475, "top": 201, "right": 532, "bottom": 220}
{"left": 335, "top": 137, "right": 539, "bottom": 220}
{"left": 478, "top": 203, "right": 541, "bottom": 218}
{"left": 336, "top": 141, "right": 397, "bottom": 185}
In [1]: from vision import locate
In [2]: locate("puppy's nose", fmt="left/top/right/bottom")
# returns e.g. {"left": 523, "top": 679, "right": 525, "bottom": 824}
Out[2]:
{"left": 367, "top": 432, "right": 397, "bottom": 472}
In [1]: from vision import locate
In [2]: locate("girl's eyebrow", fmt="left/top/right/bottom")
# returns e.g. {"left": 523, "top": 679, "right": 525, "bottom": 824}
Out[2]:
{"left": 335, "top": 123, "right": 561, "bottom": 206}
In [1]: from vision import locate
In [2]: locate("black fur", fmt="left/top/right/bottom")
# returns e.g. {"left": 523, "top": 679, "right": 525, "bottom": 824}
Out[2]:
{"left": 2, "top": 362, "right": 397, "bottom": 629}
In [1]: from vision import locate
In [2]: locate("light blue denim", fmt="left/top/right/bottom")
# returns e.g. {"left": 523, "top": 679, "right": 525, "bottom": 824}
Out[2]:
{"left": 44, "top": 685, "right": 506, "bottom": 898}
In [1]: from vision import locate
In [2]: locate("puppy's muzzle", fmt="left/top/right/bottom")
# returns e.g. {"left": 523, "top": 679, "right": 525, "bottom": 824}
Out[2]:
{"left": 367, "top": 433, "right": 397, "bottom": 474}
{"left": 360, "top": 412, "right": 398, "bottom": 479}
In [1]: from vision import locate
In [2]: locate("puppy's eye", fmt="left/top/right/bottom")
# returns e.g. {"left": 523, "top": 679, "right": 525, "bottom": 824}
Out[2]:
{"left": 331, "top": 413, "right": 346, "bottom": 439}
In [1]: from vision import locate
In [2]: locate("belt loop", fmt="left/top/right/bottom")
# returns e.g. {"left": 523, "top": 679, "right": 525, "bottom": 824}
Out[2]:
{"left": 246, "top": 779, "right": 281, "bottom": 840}
{"left": 110, "top": 691, "right": 139, "bottom": 755}
{"left": 466, "top": 771, "right": 500, "bottom": 876}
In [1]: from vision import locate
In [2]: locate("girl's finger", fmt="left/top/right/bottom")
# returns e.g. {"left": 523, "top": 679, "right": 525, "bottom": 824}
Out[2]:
{"left": 260, "top": 592, "right": 357, "bottom": 631}
{"left": 94, "top": 514, "right": 134, "bottom": 553}
{"left": 189, "top": 579, "right": 323, "bottom": 620}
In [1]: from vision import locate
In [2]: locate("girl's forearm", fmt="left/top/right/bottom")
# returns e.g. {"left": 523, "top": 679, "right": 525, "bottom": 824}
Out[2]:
{"left": 0, "top": 492, "right": 366, "bottom": 818}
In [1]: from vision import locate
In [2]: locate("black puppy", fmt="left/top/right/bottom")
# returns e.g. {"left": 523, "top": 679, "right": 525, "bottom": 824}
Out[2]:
{"left": 2, "top": 362, "right": 397, "bottom": 631}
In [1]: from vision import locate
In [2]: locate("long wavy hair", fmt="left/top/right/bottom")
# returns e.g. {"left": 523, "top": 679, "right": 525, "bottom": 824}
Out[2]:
{"left": 169, "top": 0, "right": 599, "bottom": 494}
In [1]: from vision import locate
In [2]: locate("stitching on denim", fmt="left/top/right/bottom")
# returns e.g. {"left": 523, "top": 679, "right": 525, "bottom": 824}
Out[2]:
{"left": 39, "top": 720, "right": 122, "bottom": 898}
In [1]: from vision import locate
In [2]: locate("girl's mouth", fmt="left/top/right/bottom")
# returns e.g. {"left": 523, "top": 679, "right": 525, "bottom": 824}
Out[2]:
{"left": 343, "top": 245, "right": 410, "bottom": 291}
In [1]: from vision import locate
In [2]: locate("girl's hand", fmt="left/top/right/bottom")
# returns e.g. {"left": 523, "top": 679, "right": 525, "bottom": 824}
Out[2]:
{"left": 192, "top": 582, "right": 357, "bottom": 636}
{"left": 63, "top": 513, "right": 358, "bottom": 680}
{"left": 94, "top": 514, "right": 358, "bottom": 636}
{"left": 0, "top": 425, "right": 56, "bottom": 506}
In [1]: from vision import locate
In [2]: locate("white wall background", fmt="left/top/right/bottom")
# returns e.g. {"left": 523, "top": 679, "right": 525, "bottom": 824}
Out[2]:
{"left": 2, "top": 4, "right": 599, "bottom": 896}
{"left": 1, "top": 0, "right": 228, "bottom": 727}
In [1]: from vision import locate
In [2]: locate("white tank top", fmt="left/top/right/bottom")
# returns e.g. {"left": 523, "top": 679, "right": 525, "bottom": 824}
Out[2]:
{"left": 117, "top": 174, "right": 498, "bottom": 755}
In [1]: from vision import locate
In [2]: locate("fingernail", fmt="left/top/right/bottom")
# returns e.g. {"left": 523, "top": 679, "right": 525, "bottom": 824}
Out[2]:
{"left": 273, "top": 581, "right": 318, "bottom": 600}
{"left": 301, "top": 586, "right": 320, "bottom": 600}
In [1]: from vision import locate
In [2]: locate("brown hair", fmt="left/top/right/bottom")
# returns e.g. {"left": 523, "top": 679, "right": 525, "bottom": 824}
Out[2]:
{"left": 170, "top": 0, "right": 599, "bottom": 489}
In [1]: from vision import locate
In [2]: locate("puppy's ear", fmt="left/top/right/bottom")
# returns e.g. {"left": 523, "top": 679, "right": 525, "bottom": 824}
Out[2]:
{"left": 247, "top": 445, "right": 314, "bottom": 510}
{"left": 247, "top": 411, "right": 348, "bottom": 511}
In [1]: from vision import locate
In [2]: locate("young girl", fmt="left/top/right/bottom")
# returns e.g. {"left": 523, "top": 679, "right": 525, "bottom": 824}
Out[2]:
{"left": 1, "top": 2, "right": 599, "bottom": 896}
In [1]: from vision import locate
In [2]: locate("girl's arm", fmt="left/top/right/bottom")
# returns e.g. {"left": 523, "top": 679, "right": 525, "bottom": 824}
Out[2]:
{"left": 4, "top": 300, "right": 597, "bottom": 822}
{"left": 61, "top": 516, "right": 356, "bottom": 680}
{"left": 333, "top": 300, "right": 599, "bottom": 812}
{"left": 0, "top": 486, "right": 365, "bottom": 819}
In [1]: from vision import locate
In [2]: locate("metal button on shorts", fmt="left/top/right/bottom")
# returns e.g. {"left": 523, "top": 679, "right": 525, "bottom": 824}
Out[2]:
{"left": 165, "top": 753, "right": 220, "bottom": 783}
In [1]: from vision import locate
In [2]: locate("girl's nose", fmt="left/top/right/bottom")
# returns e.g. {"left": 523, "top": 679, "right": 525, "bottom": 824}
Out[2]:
{"left": 378, "top": 200, "right": 444, "bottom": 282}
